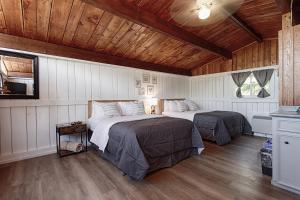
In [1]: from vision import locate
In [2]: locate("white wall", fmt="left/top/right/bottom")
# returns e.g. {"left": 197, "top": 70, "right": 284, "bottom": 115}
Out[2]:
{"left": 190, "top": 66, "right": 279, "bottom": 124}
{"left": 0, "top": 53, "right": 189, "bottom": 164}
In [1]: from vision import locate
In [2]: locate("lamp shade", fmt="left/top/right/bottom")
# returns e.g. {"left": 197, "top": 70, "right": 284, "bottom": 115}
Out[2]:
{"left": 148, "top": 98, "right": 158, "bottom": 106}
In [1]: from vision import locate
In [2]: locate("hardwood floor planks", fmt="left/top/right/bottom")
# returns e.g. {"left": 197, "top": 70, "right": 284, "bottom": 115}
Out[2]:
{"left": 0, "top": 136, "right": 300, "bottom": 200}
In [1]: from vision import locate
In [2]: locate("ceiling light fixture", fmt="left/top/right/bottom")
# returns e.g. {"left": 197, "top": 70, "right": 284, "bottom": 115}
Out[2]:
{"left": 198, "top": 4, "right": 211, "bottom": 20}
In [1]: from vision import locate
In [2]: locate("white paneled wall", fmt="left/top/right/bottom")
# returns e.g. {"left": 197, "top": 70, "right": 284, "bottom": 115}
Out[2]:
{"left": 190, "top": 67, "right": 279, "bottom": 122}
{"left": 0, "top": 55, "right": 189, "bottom": 164}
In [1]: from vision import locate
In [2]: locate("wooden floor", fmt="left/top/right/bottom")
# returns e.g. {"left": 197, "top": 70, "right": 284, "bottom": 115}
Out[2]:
{"left": 1, "top": 136, "right": 300, "bottom": 200}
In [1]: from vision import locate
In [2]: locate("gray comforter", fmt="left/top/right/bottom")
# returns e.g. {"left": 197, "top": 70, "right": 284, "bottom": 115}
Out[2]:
{"left": 103, "top": 117, "right": 204, "bottom": 180}
{"left": 193, "top": 111, "right": 252, "bottom": 145}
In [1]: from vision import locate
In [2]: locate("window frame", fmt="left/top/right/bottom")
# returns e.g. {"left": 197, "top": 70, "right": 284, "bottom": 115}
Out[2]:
{"left": 237, "top": 72, "right": 272, "bottom": 99}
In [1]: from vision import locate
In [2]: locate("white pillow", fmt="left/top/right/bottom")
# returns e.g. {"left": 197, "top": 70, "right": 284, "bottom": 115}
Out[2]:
{"left": 118, "top": 102, "right": 145, "bottom": 116}
{"left": 176, "top": 101, "right": 188, "bottom": 112}
{"left": 184, "top": 100, "right": 200, "bottom": 111}
{"left": 128, "top": 102, "right": 146, "bottom": 115}
{"left": 164, "top": 101, "right": 170, "bottom": 112}
{"left": 168, "top": 101, "right": 178, "bottom": 112}
{"left": 118, "top": 102, "right": 134, "bottom": 115}
{"left": 92, "top": 101, "right": 105, "bottom": 118}
{"left": 102, "top": 103, "right": 121, "bottom": 117}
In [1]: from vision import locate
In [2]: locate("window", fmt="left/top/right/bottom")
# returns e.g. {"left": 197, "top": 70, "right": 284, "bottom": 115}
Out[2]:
{"left": 240, "top": 73, "right": 270, "bottom": 97}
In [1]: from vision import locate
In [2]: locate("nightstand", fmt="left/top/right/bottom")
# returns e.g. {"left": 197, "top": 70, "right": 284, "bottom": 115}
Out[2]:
{"left": 56, "top": 122, "right": 88, "bottom": 157}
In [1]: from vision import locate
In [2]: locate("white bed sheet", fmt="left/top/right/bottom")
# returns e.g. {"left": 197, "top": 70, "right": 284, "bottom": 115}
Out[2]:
{"left": 89, "top": 114, "right": 163, "bottom": 152}
{"left": 162, "top": 110, "right": 210, "bottom": 121}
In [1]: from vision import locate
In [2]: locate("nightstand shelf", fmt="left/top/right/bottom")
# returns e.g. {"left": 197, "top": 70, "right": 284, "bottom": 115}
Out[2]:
{"left": 56, "top": 122, "right": 88, "bottom": 157}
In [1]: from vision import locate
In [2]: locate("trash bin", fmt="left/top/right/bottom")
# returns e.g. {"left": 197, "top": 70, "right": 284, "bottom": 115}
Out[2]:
{"left": 260, "top": 138, "right": 272, "bottom": 176}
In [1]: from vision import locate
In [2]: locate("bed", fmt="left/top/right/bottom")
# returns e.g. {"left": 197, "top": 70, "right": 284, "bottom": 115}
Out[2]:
{"left": 88, "top": 100, "right": 204, "bottom": 180}
{"left": 161, "top": 99, "right": 252, "bottom": 145}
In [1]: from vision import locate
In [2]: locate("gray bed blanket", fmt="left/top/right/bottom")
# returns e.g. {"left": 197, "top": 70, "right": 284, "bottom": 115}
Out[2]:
{"left": 193, "top": 111, "right": 252, "bottom": 145}
{"left": 103, "top": 117, "right": 204, "bottom": 180}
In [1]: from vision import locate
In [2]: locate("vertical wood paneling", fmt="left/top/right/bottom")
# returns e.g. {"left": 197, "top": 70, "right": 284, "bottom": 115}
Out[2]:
{"left": 39, "top": 57, "right": 49, "bottom": 99}
{"left": 0, "top": 53, "right": 189, "bottom": 163}
{"left": 0, "top": 108, "right": 12, "bottom": 155}
{"left": 56, "top": 59, "right": 68, "bottom": 100}
{"left": 49, "top": 106, "right": 58, "bottom": 146}
{"left": 36, "top": 106, "right": 50, "bottom": 149}
{"left": 26, "top": 107, "right": 37, "bottom": 152}
{"left": 100, "top": 66, "right": 114, "bottom": 99}
{"left": 117, "top": 68, "right": 129, "bottom": 99}
{"left": 279, "top": 18, "right": 300, "bottom": 106}
{"left": 293, "top": 25, "right": 300, "bottom": 105}
{"left": 75, "top": 62, "right": 86, "bottom": 100}
{"left": 281, "top": 13, "right": 294, "bottom": 105}
{"left": 85, "top": 64, "right": 92, "bottom": 100}
{"left": 91, "top": 64, "right": 100, "bottom": 99}
{"left": 11, "top": 107, "right": 27, "bottom": 153}
{"left": 68, "top": 61, "right": 76, "bottom": 100}
{"left": 192, "top": 39, "right": 278, "bottom": 76}
{"left": 48, "top": 58, "right": 57, "bottom": 99}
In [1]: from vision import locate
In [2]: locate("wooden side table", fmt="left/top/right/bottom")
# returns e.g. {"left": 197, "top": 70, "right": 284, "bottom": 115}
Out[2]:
{"left": 56, "top": 122, "right": 88, "bottom": 157}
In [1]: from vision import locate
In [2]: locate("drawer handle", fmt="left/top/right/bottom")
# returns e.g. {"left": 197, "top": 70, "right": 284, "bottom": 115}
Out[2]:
{"left": 284, "top": 141, "right": 289, "bottom": 144}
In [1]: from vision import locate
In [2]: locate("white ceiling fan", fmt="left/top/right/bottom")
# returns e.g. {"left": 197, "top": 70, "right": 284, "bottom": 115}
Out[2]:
{"left": 170, "top": 0, "right": 245, "bottom": 27}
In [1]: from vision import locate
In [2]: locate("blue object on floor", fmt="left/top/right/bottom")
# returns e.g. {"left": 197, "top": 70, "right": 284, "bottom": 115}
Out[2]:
{"left": 261, "top": 138, "right": 272, "bottom": 176}
{"left": 262, "top": 138, "right": 272, "bottom": 150}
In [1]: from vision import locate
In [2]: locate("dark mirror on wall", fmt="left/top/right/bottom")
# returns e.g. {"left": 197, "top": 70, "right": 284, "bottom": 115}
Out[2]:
{"left": 0, "top": 50, "right": 39, "bottom": 99}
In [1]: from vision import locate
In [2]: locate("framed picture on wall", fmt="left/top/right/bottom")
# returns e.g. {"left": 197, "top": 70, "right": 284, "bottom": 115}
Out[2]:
{"left": 143, "top": 73, "right": 150, "bottom": 83}
{"left": 138, "top": 87, "right": 145, "bottom": 96}
{"left": 135, "top": 80, "right": 141, "bottom": 88}
{"left": 152, "top": 75, "right": 157, "bottom": 84}
{"left": 147, "top": 85, "right": 154, "bottom": 96}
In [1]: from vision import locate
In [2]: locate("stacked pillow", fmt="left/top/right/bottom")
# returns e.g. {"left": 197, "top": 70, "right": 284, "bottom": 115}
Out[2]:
{"left": 176, "top": 101, "right": 189, "bottom": 112}
{"left": 164, "top": 100, "right": 200, "bottom": 112}
{"left": 184, "top": 99, "right": 200, "bottom": 111}
{"left": 118, "top": 102, "right": 145, "bottom": 116}
{"left": 91, "top": 101, "right": 146, "bottom": 119}
{"left": 92, "top": 102, "right": 121, "bottom": 119}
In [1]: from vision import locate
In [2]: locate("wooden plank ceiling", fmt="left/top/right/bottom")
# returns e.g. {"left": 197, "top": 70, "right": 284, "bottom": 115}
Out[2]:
{"left": 0, "top": 0, "right": 282, "bottom": 75}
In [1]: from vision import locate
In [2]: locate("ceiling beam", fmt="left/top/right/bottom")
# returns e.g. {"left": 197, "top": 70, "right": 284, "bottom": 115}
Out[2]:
{"left": 81, "top": 0, "right": 232, "bottom": 59}
{"left": 0, "top": 33, "right": 191, "bottom": 76}
{"left": 275, "top": 0, "right": 291, "bottom": 13}
{"left": 228, "top": 14, "right": 262, "bottom": 42}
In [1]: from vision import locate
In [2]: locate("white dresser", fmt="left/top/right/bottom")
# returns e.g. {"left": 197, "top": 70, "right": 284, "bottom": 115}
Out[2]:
{"left": 271, "top": 111, "right": 300, "bottom": 195}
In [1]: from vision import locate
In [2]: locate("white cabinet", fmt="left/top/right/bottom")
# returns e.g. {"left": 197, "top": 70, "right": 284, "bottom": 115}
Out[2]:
{"left": 278, "top": 134, "right": 300, "bottom": 188}
{"left": 272, "top": 116, "right": 300, "bottom": 195}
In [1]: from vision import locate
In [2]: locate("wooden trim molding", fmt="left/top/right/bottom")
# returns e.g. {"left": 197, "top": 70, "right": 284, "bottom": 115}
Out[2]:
{"left": 82, "top": 0, "right": 232, "bottom": 59}
{"left": 0, "top": 33, "right": 191, "bottom": 76}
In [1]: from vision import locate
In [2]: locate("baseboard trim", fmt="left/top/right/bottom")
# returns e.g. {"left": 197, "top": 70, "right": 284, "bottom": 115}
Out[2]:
{"left": 254, "top": 132, "right": 271, "bottom": 138}
{"left": 272, "top": 180, "right": 300, "bottom": 195}
{"left": 0, "top": 146, "right": 57, "bottom": 165}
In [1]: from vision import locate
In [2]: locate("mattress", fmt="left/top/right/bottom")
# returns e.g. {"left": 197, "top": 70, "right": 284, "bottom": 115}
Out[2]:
{"left": 88, "top": 115, "right": 205, "bottom": 180}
